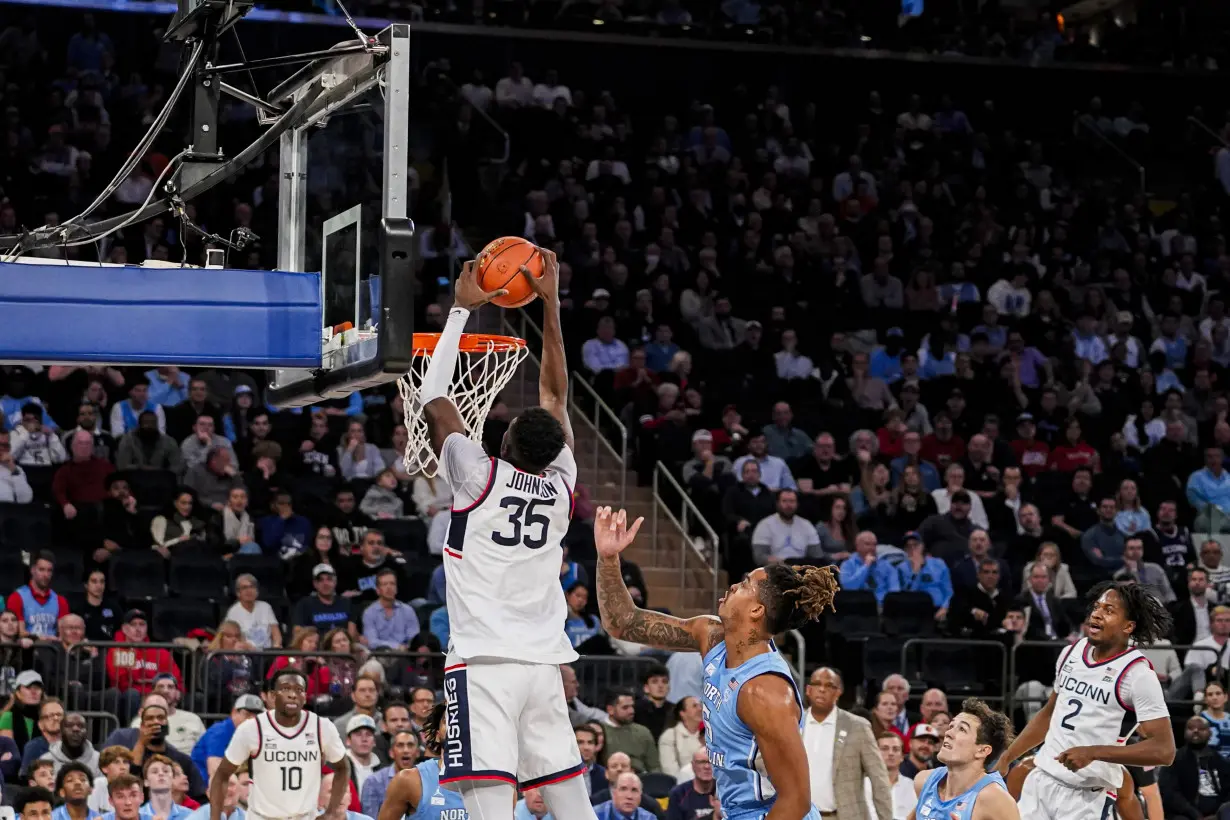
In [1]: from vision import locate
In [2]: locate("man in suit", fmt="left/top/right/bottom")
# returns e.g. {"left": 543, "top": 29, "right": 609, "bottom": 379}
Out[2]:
{"left": 950, "top": 558, "right": 1010, "bottom": 638}
{"left": 1016, "top": 562, "right": 1073, "bottom": 642}
{"left": 801, "top": 668, "right": 891, "bottom": 820}
{"left": 1170, "top": 566, "right": 1215, "bottom": 657}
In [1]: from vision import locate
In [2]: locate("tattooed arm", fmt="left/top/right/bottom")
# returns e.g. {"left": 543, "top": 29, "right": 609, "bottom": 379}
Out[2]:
{"left": 594, "top": 507, "right": 725, "bottom": 654}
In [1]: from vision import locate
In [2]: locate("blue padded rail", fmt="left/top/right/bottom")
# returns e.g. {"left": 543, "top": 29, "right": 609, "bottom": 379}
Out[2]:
{"left": 0, "top": 263, "right": 322, "bottom": 368}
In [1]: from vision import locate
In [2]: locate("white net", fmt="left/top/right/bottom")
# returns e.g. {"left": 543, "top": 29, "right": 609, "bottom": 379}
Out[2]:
{"left": 397, "top": 334, "right": 529, "bottom": 477}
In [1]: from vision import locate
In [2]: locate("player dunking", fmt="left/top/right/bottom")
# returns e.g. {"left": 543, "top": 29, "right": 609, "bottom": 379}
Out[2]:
{"left": 378, "top": 704, "right": 468, "bottom": 820}
{"left": 997, "top": 580, "right": 1175, "bottom": 819}
{"left": 906, "top": 699, "right": 1018, "bottom": 820}
{"left": 594, "top": 507, "right": 839, "bottom": 820}
{"left": 210, "top": 670, "right": 351, "bottom": 820}
{"left": 418, "top": 252, "right": 596, "bottom": 820}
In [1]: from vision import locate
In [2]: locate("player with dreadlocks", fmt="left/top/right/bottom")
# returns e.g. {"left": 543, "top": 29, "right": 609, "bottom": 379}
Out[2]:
{"left": 377, "top": 704, "right": 468, "bottom": 820}
{"left": 594, "top": 507, "right": 839, "bottom": 820}
{"left": 997, "top": 580, "right": 1175, "bottom": 820}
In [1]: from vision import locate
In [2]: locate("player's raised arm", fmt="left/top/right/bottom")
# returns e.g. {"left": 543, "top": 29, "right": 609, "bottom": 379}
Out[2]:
{"left": 520, "top": 249, "right": 574, "bottom": 450}
{"left": 421, "top": 258, "right": 510, "bottom": 456}
{"left": 594, "top": 506, "right": 723, "bottom": 653}
{"left": 737, "top": 675, "right": 812, "bottom": 820}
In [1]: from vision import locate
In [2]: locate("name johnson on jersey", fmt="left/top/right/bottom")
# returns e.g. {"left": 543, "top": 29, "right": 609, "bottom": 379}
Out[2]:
{"left": 503, "top": 471, "right": 559, "bottom": 498}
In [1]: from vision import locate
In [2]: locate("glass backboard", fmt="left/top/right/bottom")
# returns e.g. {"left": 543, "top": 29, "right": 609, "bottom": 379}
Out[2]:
{"left": 267, "top": 24, "right": 415, "bottom": 408}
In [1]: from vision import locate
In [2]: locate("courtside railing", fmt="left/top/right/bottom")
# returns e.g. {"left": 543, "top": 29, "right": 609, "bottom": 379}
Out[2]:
{"left": 651, "top": 461, "right": 721, "bottom": 612}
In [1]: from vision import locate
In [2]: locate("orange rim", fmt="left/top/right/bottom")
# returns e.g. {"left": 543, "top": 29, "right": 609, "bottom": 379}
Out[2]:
{"left": 411, "top": 332, "right": 527, "bottom": 355}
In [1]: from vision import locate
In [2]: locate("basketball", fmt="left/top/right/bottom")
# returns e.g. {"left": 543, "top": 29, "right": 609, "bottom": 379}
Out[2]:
{"left": 477, "top": 236, "right": 543, "bottom": 309}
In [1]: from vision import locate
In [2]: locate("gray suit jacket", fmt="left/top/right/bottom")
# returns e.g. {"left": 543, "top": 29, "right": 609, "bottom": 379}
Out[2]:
{"left": 832, "top": 709, "right": 893, "bottom": 820}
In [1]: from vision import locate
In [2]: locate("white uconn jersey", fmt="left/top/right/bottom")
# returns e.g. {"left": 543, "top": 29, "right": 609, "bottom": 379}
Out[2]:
{"left": 1034, "top": 638, "right": 1169, "bottom": 790}
{"left": 439, "top": 432, "right": 578, "bottom": 664}
{"left": 223, "top": 710, "right": 346, "bottom": 819}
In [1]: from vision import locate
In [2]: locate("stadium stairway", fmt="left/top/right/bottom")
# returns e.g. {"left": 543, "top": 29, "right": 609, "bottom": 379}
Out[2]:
{"left": 496, "top": 347, "right": 726, "bottom": 620}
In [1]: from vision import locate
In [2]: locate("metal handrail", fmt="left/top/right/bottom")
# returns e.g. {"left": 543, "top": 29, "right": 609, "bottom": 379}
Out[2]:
{"left": 570, "top": 372, "right": 629, "bottom": 510}
{"left": 1187, "top": 115, "right": 1229, "bottom": 147}
{"left": 1075, "top": 116, "right": 1147, "bottom": 193}
{"left": 782, "top": 629, "right": 806, "bottom": 683}
{"left": 651, "top": 461, "right": 721, "bottom": 612}
{"left": 500, "top": 309, "right": 628, "bottom": 509}
{"left": 899, "top": 638, "right": 1009, "bottom": 705}
{"left": 441, "top": 76, "right": 511, "bottom": 165}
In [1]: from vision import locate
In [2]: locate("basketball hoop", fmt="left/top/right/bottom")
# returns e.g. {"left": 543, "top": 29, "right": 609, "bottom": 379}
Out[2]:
{"left": 397, "top": 332, "right": 529, "bottom": 477}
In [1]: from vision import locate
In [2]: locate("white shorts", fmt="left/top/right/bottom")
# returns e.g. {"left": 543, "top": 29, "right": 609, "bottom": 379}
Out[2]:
{"left": 1018, "top": 767, "right": 1113, "bottom": 820}
{"left": 440, "top": 653, "right": 584, "bottom": 789}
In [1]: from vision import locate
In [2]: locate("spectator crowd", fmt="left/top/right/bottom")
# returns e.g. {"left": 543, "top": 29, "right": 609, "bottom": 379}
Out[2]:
{"left": 8, "top": 2, "right": 1230, "bottom": 818}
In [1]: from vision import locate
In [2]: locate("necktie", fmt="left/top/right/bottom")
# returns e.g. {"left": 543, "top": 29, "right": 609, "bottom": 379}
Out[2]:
{"left": 1036, "top": 594, "right": 1054, "bottom": 637}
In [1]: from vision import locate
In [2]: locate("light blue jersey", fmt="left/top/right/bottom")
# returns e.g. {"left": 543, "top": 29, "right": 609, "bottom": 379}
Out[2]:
{"left": 1202, "top": 710, "right": 1230, "bottom": 760}
{"left": 915, "top": 766, "right": 1006, "bottom": 820}
{"left": 701, "top": 641, "right": 820, "bottom": 820}
{"left": 410, "top": 759, "right": 468, "bottom": 820}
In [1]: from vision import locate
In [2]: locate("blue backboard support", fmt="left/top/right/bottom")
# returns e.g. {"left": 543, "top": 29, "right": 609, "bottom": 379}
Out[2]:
{"left": 0, "top": 261, "right": 321, "bottom": 368}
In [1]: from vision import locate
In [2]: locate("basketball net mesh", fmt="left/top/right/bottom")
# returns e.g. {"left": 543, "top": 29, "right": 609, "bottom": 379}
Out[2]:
{"left": 397, "top": 338, "right": 529, "bottom": 477}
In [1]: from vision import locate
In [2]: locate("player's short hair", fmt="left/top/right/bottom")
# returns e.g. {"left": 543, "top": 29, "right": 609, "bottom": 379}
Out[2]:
{"left": 421, "top": 703, "right": 446, "bottom": 756}
{"left": 15, "top": 787, "right": 54, "bottom": 814}
{"left": 758, "top": 564, "right": 840, "bottom": 633}
{"left": 142, "top": 754, "right": 174, "bottom": 778}
{"left": 272, "top": 667, "right": 309, "bottom": 689}
{"left": 55, "top": 761, "right": 95, "bottom": 793}
{"left": 99, "top": 746, "right": 135, "bottom": 769}
{"left": 604, "top": 688, "right": 634, "bottom": 709}
{"left": 1086, "top": 579, "right": 1175, "bottom": 645}
{"left": 959, "top": 698, "right": 1014, "bottom": 765}
{"left": 506, "top": 406, "right": 566, "bottom": 475}
{"left": 108, "top": 773, "right": 143, "bottom": 795}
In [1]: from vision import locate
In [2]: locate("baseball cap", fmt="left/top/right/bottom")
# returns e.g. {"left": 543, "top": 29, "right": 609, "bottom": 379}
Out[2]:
{"left": 235, "top": 694, "right": 264, "bottom": 713}
{"left": 692, "top": 429, "right": 713, "bottom": 443}
{"left": 886, "top": 327, "right": 904, "bottom": 338}
{"left": 234, "top": 384, "right": 254, "bottom": 395}
{"left": 1116, "top": 310, "right": 1134, "bottom": 325}
{"left": 14, "top": 670, "right": 42, "bottom": 688}
{"left": 591, "top": 288, "right": 611, "bottom": 299}
{"left": 902, "top": 531, "right": 922, "bottom": 544}
{"left": 123, "top": 608, "right": 147, "bottom": 624}
{"left": 313, "top": 563, "right": 336, "bottom": 578}
{"left": 746, "top": 320, "right": 763, "bottom": 330}
{"left": 346, "top": 714, "right": 377, "bottom": 735}
{"left": 152, "top": 673, "right": 178, "bottom": 687}
{"left": 1016, "top": 412, "right": 1035, "bottom": 424}
{"left": 911, "top": 723, "right": 941, "bottom": 740}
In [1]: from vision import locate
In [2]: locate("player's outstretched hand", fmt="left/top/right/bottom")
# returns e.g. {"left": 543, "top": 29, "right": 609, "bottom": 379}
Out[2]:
{"left": 520, "top": 247, "right": 558, "bottom": 304}
{"left": 454, "top": 256, "right": 509, "bottom": 311}
{"left": 595, "top": 506, "right": 643, "bottom": 558}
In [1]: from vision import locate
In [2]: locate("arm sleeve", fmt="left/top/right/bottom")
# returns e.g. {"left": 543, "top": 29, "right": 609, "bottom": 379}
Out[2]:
{"left": 439, "top": 433, "right": 494, "bottom": 508}
{"left": 1122, "top": 659, "right": 1170, "bottom": 722}
{"left": 223, "top": 716, "right": 259, "bottom": 765}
